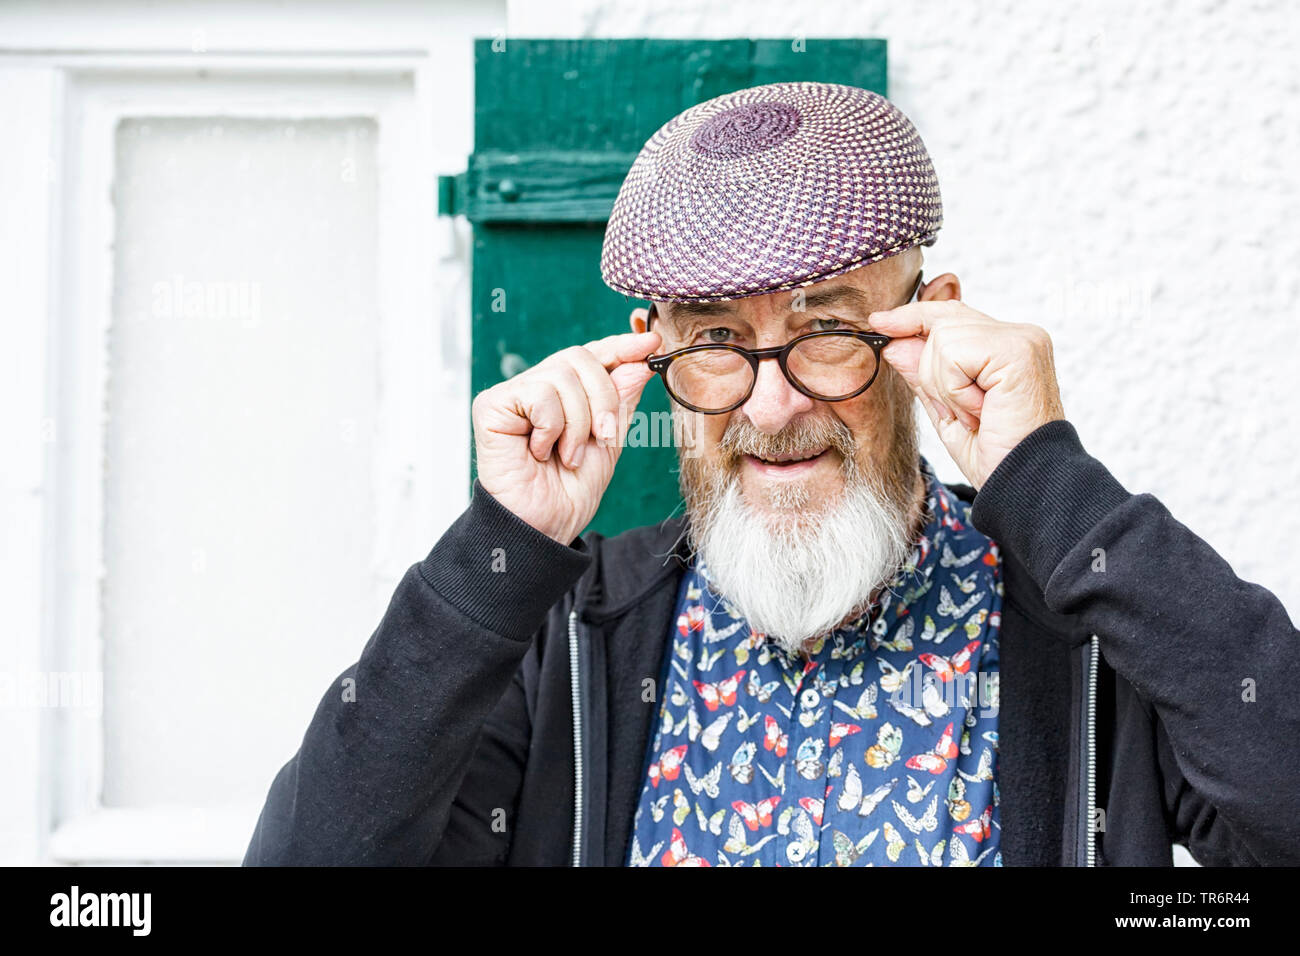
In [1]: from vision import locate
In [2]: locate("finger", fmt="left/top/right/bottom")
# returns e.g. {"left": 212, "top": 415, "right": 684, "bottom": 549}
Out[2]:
{"left": 604, "top": 362, "right": 657, "bottom": 448}
{"left": 883, "top": 336, "right": 960, "bottom": 426}
{"left": 581, "top": 330, "right": 663, "bottom": 370}
{"left": 927, "top": 344, "right": 983, "bottom": 432}
{"left": 903, "top": 352, "right": 953, "bottom": 434}
{"left": 545, "top": 365, "right": 594, "bottom": 469}
{"left": 915, "top": 340, "right": 955, "bottom": 424}
{"left": 474, "top": 383, "right": 532, "bottom": 437}
{"left": 868, "top": 300, "right": 992, "bottom": 338}
{"left": 928, "top": 324, "right": 1011, "bottom": 421}
{"left": 565, "top": 346, "right": 622, "bottom": 446}
{"left": 933, "top": 334, "right": 987, "bottom": 426}
{"left": 609, "top": 360, "right": 656, "bottom": 404}
{"left": 514, "top": 379, "right": 566, "bottom": 462}
{"left": 595, "top": 361, "right": 656, "bottom": 453}
{"left": 912, "top": 386, "right": 950, "bottom": 433}
{"left": 881, "top": 337, "right": 925, "bottom": 390}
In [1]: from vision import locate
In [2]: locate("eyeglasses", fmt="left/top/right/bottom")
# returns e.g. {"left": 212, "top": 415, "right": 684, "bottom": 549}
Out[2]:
{"left": 645, "top": 271, "right": 923, "bottom": 414}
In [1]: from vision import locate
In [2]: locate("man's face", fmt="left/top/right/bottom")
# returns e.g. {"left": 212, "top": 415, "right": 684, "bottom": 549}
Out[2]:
{"left": 646, "top": 249, "right": 926, "bottom": 525}
{"left": 627, "top": 248, "right": 949, "bottom": 651}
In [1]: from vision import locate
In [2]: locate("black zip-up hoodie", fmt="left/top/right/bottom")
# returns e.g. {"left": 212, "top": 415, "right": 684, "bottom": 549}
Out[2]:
{"left": 243, "top": 421, "right": 1300, "bottom": 866}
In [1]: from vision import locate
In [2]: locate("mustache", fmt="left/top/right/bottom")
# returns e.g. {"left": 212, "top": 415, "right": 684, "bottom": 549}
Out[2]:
{"left": 716, "top": 414, "right": 858, "bottom": 467}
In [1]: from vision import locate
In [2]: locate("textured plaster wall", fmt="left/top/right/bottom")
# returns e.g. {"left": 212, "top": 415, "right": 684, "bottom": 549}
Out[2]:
{"left": 510, "top": 0, "right": 1300, "bottom": 617}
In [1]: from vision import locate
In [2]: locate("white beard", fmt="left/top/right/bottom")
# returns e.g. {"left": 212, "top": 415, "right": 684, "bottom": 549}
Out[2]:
{"left": 691, "top": 463, "right": 916, "bottom": 658}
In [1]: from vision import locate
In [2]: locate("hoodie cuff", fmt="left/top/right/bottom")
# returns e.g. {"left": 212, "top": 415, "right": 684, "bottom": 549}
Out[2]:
{"left": 417, "top": 479, "right": 593, "bottom": 642}
{"left": 969, "top": 420, "right": 1131, "bottom": 589}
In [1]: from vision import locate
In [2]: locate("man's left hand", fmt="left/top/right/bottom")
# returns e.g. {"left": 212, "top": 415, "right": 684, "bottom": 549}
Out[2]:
{"left": 870, "top": 299, "right": 1066, "bottom": 489}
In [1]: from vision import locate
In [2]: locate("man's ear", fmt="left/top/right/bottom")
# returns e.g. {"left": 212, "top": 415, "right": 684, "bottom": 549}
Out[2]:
{"left": 919, "top": 272, "right": 962, "bottom": 303}
{"left": 629, "top": 306, "right": 649, "bottom": 334}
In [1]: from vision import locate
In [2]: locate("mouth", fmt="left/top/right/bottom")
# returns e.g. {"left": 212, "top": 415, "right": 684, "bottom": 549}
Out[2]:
{"left": 742, "top": 448, "right": 830, "bottom": 476}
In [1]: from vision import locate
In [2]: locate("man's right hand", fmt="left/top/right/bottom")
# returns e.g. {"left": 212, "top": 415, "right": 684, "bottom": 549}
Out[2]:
{"left": 471, "top": 331, "right": 662, "bottom": 545}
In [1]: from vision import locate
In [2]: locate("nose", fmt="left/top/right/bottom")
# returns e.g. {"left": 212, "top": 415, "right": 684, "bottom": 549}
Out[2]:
{"left": 740, "top": 355, "right": 815, "bottom": 433}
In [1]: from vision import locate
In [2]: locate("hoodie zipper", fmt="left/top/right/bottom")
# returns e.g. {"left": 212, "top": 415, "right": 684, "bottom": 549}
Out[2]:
{"left": 568, "top": 608, "right": 584, "bottom": 867}
{"left": 1084, "top": 633, "right": 1099, "bottom": 867}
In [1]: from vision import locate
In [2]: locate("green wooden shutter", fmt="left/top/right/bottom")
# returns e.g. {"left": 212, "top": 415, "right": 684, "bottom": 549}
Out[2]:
{"left": 441, "top": 38, "right": 888, "bottom": 538}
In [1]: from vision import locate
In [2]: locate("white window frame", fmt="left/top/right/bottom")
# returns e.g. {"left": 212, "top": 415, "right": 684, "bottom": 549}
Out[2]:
{"left": 0, "top": 6, "right": 491, "bottom": 864}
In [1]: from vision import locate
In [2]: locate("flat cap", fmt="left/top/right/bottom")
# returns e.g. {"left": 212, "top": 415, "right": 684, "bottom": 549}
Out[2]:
{"left": 601, "top": 82, "right": 942, "bottom": 303}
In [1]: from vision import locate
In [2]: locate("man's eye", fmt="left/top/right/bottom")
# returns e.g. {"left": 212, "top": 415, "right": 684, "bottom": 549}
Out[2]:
{"left": 702, "top": 327, "right": 734, "bottom": 344}
{"left": 811, "top": 317, "right": 842, "bottom": 332}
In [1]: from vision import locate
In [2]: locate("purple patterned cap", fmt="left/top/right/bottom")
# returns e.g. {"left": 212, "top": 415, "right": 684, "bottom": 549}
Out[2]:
{"left": 601, "top": 82, "right": 942, "bottom": 303}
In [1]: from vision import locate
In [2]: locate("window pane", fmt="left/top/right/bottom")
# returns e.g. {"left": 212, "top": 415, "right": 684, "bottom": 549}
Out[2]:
{"left": 102, "top": 117, "right": 379, "bottom": 807}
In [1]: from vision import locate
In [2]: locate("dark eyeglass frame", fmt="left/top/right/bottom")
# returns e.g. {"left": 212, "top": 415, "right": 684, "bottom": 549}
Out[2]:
{"left": 644, "top": 271, "right": 923, "bottom": 415}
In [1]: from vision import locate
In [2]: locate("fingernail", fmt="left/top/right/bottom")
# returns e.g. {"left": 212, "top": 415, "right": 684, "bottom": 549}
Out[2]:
{"left": 571, "top": 443, "right": 586, "bottom": 468}
{"left": 596, "top": 412, "right": 616, "bottom": 442}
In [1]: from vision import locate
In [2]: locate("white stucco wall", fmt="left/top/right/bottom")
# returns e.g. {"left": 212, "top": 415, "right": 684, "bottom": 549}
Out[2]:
{"left": 2, "top": 0, "right": 1293, "bottom": 867}
{"left": 509, "top": 0, "right": 1300, "bottom": 618}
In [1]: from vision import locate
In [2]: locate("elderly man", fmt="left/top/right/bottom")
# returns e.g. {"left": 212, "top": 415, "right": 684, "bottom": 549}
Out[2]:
{"left": 245, "top": 83, "right": 1299, "bottom": 867}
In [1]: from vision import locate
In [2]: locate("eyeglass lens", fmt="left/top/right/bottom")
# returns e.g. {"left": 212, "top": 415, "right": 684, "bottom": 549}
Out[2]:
{"left": 665, "top": 335, "right": 879, "bottom": 411}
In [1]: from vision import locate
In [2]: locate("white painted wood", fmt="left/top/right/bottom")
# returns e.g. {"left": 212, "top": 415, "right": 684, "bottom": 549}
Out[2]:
{"left": 0, "top": 0, "right": 500, "bottom": 865}
{"left": 0, "top": 0, "right": 500, "bottom": 55}
{"left": 46, "top": 68, "right": 436, "bottom": 864}
{"left": 103, "top": 113, "right": 386, "bottom": 806}
{"left": 0, "top": 67, "right": 61, "bottom": 866}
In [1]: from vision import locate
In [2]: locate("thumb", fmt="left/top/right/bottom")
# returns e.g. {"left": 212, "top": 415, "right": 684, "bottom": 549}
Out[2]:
{"left": 881, "top": 337, "right": 925, "bottom": 394}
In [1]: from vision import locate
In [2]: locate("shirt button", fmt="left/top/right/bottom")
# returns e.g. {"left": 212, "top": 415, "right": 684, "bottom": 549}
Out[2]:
{"left": 800, "top": 688, "right": 820, "bottom": 709}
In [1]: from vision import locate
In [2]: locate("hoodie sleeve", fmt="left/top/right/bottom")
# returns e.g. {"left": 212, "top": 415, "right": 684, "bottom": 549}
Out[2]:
{"left": 970, "top": 420, "right": 1300, "bottom": 866}
{"left": 242, "top": 480, "right": 591, "bottom": 865}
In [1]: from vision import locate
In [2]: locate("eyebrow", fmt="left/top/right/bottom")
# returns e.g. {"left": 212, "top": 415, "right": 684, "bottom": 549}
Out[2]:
{"left": 799, "top": 286, "right": 873, "bottom": 314}
{"left": 658, "top": 300, "right": 736, "bottom": 323}
{"left": 659, "top": 285, "right": 874, "bottom": 326}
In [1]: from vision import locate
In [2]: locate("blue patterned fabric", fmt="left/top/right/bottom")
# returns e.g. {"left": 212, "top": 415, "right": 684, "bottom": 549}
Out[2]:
{"left": 628, "top": 463, "right": 1003, "bottom": 866}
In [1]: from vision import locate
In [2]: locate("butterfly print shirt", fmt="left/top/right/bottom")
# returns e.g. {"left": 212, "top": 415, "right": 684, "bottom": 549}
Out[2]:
{"left": 628, "top": 464, "right": 1003, "bottom": 867}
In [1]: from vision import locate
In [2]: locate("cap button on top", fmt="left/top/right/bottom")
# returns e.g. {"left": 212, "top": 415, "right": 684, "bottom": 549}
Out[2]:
{"left": 689, "top": 101, "right": 802, "bottom": 158}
